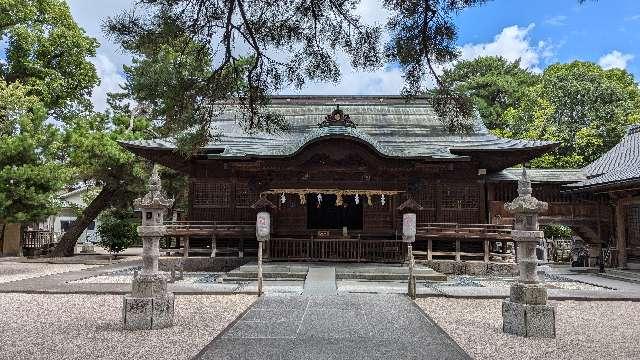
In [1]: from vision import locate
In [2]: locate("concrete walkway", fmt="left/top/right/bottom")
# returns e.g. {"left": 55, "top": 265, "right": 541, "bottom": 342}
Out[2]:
{"left": 194, "top": 294, "right": 469, "bottom": 360}
{"left": 303, "top": 266, "right": 337, "bottom": 295}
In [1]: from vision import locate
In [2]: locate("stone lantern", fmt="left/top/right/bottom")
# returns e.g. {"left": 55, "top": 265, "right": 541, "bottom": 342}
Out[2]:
{"left": 502, "top": 167, "right": 556, "bottom": 338}
{"left": 123, "top": 165, "right": 175, "bottom": 330}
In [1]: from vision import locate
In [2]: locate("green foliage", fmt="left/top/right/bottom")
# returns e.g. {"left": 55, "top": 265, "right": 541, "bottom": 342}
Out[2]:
{"left": 97, "top": 208, "right": 139, "bottom": 254}
{"left": 0, "top": 80, "right": 68, "bottom": 222}
{"left": 0, "top": 0, "right": 99, "bottom": 113}
{"left": 0, "top": 0, "right": 99, "bottom": 224}
{"left": 509, "top": 62, "right": 640, "bottom": 168}
{"left": 441, "top": 56, "right": 539, "bottom": 130}
{"left": 445, "top": 57, "right": 640, "bottom": 169}
{"left": 543, "top": 224, "right": 573, "bottom": 239}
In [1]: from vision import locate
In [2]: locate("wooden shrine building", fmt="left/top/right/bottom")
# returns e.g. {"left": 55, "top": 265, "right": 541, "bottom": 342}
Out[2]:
{"left": 121, "top": 96, "right": 607, "bottom": 263}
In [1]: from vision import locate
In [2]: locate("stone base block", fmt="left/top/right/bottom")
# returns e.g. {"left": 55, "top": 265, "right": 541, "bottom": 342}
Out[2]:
{"left": 502, "top": 299, "right": 556, "bottom": 338}
{"left": 510, "top": 283, "right": 547, "bottom": 305}
{"left": 131, "top": 273, "right": 168, "bottom": 298}
{"left": 123, "top": 293, "right": 175, "bottom": 330}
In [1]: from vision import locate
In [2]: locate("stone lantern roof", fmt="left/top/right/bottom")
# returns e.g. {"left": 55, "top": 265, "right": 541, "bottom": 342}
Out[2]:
{"left": 504, "top": 167, "right": 548, "bottom": 215}
{"left": 134, "top": 165, "right": 174, "bottom": 211}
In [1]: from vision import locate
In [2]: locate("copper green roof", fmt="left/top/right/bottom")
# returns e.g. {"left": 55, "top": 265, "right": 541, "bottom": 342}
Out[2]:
{"left": 122, "top": 96, "right": 555, "bottom": 160}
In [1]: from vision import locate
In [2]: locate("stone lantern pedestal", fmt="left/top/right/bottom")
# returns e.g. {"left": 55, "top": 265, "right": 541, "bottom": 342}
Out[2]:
{"left": 123, "top": 166, "right": 175, "bottom": 330}
{"left": 502, "top": 168, "right": 556, "bottom": 338}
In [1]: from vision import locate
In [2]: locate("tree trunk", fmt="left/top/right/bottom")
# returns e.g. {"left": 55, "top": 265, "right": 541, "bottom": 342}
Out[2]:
{"left": 50, "top": 187, "right": 117, "bottom": 257}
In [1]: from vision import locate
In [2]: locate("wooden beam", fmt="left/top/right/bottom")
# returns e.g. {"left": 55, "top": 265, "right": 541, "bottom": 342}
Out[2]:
{"left": 484, "top": 240, "right": 490, "bottom": 263}
{"left": 616, "top": 198, "right": 627, "bottom": 268}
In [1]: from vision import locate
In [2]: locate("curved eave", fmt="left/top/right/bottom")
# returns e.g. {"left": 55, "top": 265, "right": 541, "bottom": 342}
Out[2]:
{"left": 563, "top": 177, "right": 640, "bottom": 194}
{"left": 450, "top": 142, "right": 558, "bottom": 171}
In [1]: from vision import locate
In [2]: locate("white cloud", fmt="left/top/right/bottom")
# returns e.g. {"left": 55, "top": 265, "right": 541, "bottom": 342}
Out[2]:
{"left": 90, "top": 54, "right": 126, "bottom": 112}
{"left": 598, "top": 50, "right": 634, "bottom": 70}
{"left": 544, "top": 15, "right": 567, "bottom": 26}
{"left": 459, "top": 24, "right": 552, "bottom": 72}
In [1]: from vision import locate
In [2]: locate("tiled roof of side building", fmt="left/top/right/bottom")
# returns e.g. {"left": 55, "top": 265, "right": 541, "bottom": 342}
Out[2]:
{"left": 568, "top": 124, "right": 640, "bottom": 190}
{"left": 121, "top": 96, "right": 556, "bottom": 160}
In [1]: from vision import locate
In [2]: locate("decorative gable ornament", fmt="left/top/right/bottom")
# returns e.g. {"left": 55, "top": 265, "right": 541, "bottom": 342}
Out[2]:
{"left": 319, "top": 105, "right": 356, "bottom": 128}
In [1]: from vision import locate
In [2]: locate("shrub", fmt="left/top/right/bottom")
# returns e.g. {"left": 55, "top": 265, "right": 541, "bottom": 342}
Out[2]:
{"left": 97, "top": 209, "right": 139, "bottom": 255}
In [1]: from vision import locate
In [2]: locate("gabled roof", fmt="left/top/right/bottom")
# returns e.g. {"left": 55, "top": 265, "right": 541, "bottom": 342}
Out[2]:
{"left": 121, "top": 96, "right": 555, "bottom": 165}
{"left": 568, "top": 125, "right": 640, "bottom": 190}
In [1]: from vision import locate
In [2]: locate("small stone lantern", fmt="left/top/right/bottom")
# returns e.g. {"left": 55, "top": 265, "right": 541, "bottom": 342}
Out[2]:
{"left": 123, "top": 165, "right": 175, "bottom": 330}
{"left": 502, "top": 167, "right": 556, "bottom": 338}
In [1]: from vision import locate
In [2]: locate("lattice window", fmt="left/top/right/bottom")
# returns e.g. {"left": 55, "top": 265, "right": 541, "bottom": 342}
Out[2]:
{"left": 402, "top": 184, "right": 436, "bottom": 209}
{"left": 440, "top": 184, "right": 480, "bottom": 209}
{"left": 626, "top": 205, "right": 640, "bottom": 247}
{"left": 193, "top": 182, "right": 230, "bottom": 208}
{"left": 235, "top": 183, "right": 258, "bottom": 208}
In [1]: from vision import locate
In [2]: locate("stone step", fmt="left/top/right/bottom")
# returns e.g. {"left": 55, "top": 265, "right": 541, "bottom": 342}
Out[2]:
{"left": 226, "top": 262, "right": 447, "bottom": 281}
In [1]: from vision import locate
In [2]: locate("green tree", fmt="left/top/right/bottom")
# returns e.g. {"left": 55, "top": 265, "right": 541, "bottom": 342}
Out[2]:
{"left": 0, "top": 0, "right": 99, "bottom": 113}
{"left": 50, "top": 106, "right": 151, "bottom": 257}
{"left": 97, "top": 208, "right": 139, "bottom": 256}
{"left": 0, "top": 80, "right": 68, "bottom": 223}
{"left": 441, "top": 56, "right": 539, "bottom": 131}
{"left": 506, "top": 61, "right": 640, "bottom": 168}
{"left": 0, "top": 0, "right": 98, "bottom": 227}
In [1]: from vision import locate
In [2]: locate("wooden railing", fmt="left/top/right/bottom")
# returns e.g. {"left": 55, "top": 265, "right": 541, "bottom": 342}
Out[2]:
{"left": 268, "top": 237, "right": 406, "bottom": 262}
{"left": 164, "top": 221, "right": 254, "bottom": 236}
{"left": 22, "top": 230, "right": 54, "bottom": 249}
{"left": 416, "top": 223, "right": 512, "bottom": 239}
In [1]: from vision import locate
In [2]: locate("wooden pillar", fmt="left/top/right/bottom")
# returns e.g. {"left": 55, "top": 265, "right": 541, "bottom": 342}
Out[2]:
{"left": 408, "top": 243, "right": 416, "bottom": 299}
{"left": 257, "top": 241, "right": 263, "bottom": 296}
{"left": 210, "top": 233, "right": 217, "bottom": 258}
{"left": 455, "top": 239, "right": 461, "bottom": 261}
{"left": 238, "top": 237, "right": 244, "bottom": 258}
{"left": 183, "top": 236, "right": 190, "bottom": 259}
{"left": 427, "top": 239, "right": 433, "bottom": 261}
{"left": 616, "top": 198, "right": 627, "bottom": 268}
{"left": 484, "top": 240, "right": 490, "bottom": 263}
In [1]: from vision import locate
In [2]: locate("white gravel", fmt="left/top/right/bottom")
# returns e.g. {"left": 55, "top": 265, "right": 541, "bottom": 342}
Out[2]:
{"left": 417, "top": 298, "right": 640, "bottom": 360}
{"left": 0, "top": 262, "right": 100, "bottom": 283}
{"left": 0, "top": 293, "right": 254, "bottom": 360}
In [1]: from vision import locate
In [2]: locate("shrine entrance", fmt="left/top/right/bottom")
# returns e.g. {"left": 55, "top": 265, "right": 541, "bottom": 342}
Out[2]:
{"left": 306, "top": 194, "right": 363, "bottom": 230}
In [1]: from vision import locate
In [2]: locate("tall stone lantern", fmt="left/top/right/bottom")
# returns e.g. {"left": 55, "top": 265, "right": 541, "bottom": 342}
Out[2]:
{"left": 502, "top": 167, "right": 556, "bottom": 338}
{"left": 123, "top": 165, "right": 175, "bottom": 330}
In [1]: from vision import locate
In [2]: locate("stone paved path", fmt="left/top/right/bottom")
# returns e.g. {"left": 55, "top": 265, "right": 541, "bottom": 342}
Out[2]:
{"left": 303, "top": 266, "right": 337, "bottom": 295}
{"left": 194, "top": 294, "right": 470, "bottom": 360}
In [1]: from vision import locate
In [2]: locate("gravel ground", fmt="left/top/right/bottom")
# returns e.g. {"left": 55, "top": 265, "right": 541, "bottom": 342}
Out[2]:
{"left": 0, "top": 293, "right": 254, "bottom": 360}
{"left": 0, "top": 262, "right": 99, "bottom": 283}
{"left": 417, "top": 298, "right": 640, "bottom": 360}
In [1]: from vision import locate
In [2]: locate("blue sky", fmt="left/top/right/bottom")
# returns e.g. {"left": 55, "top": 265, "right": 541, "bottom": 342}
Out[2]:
{"left": 4, "top": 1, "right": 638, "bottom": 110}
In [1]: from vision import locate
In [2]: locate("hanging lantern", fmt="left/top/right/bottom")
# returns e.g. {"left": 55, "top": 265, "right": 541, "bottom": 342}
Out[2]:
{"left": 381, "top": 194, "right": 386, "bottom": 206}
{"left": 280, "top": 193, "right": 286, "bottom": 204}
{"left": 355, "top": 194, "right": 360, "bottom": 205}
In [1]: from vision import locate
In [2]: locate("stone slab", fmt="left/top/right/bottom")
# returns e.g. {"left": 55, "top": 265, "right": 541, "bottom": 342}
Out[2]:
{"left": 303, "top": 267, "right": 337, "bottom": 295}
{"left": 194, "top": 294, "right": 470, "bottom": 359}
